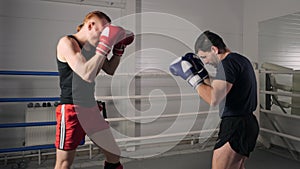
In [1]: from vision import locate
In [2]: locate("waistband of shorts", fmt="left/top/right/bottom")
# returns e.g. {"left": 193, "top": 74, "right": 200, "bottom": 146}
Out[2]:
{"left": 58, "top": 103, "right": 98, "bottom": 109}
{"left": 221, "top": 113, "right": 255, "bottom": 119}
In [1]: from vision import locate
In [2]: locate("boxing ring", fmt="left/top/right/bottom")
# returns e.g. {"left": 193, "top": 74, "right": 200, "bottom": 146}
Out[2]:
{"left": 0, "top": 70, "right": 220, "bottom": 166}
{"left": 258, "top": 63, "right": 300, "bottom": 161}
{"left": 0, "top": 66, "right": 300, "bottom": 168}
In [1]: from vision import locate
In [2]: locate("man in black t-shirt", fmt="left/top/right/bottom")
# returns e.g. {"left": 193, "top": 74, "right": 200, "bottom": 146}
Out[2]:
{"left": 169, "top": 30, "right": 259, "bottom": 169}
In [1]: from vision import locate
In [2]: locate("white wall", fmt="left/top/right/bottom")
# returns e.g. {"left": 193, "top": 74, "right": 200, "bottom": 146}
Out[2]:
{"left": 243, "top": 0, "right": 300, "bottom": 62}
{"left": 258, "top": 13, "right": 300, "bottom": 70}
{"left": 0, "top": 0, "right": 129, "bottom": 149}
{"left": 141, "top": 0, "right": 244, "bottom": 62}
{"left": 0, "top": 0, "right": 123, "bottom": 71}
{"left": 0, "top": 0, "right": 125, "bottom": 99}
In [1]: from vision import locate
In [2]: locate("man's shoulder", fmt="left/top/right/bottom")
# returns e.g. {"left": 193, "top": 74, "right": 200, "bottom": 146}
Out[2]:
{"left": 57, "top": 35, "right": 81, "bottom": 51}
{"left": 228, "top": 52, "right": 244, "bottom": 58}
{"left": 57, "top": 35, "right": 72, "bottom": 47}
{"left": 227, "top": 52, "right": 252, "bottom": 64}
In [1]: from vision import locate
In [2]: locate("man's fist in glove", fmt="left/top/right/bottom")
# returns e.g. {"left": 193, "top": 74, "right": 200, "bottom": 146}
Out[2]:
{"left": 96, "top": 25, "right": 125, "bottom": 56}
{"left": 112, "top": 30, "right": 134, "bottom": 57}
{"left": 169, "top": 53, "right": 208, "bottom": 89}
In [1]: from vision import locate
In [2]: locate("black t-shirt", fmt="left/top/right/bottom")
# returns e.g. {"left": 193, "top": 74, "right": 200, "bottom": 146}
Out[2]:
{"left": 57, "top": 35, "right": 96, "bottom": 107}
{"left": 215, "top": 53, "right": 257, "bottom": 118}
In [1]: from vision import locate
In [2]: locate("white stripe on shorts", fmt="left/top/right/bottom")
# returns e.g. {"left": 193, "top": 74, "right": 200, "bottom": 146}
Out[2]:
{"left": 59, "top": 104, "right": 66, "bottom": 149}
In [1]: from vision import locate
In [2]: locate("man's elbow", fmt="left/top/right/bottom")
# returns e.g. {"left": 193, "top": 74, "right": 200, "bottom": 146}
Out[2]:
{"left": 82, "top": 74, "right": 94, "bottom": 83}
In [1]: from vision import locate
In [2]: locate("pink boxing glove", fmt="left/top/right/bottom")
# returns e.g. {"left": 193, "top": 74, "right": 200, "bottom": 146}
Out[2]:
{"left": 96, "top": 25, "right": 125, "bottom": 56}
{"left": 112, "top": 30, "right": 135, "bottom": 57}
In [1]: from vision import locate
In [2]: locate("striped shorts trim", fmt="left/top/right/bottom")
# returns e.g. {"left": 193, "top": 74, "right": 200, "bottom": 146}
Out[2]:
{"left": 55, "top": 104, "right": 85, "bottom": 150}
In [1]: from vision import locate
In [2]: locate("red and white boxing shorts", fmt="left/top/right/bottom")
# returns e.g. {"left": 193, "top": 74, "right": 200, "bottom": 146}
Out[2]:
{"left": 55, "top": 104, "right": 109, "bottom": 150}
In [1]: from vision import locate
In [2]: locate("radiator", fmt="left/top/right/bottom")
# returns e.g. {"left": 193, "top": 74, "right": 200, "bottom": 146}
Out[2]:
{"left": 25, "top": 105, "right": 56, "bottom": 146}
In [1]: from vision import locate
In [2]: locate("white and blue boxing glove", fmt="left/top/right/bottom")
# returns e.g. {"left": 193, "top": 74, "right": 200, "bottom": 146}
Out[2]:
{"left": 169, "top": 53, "right": 208, "bottom": 89}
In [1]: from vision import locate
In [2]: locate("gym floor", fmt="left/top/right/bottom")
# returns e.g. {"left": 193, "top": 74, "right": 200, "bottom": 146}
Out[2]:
{"left": 4, "top": 145, "right": 299, "bottom": 169}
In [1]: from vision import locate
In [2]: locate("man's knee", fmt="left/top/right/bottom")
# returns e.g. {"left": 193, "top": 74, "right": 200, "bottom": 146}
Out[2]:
{"left": 55, "top": 149, "right": 76, "bottom": 169}
{"left": 212, "top": 142, "right": 246, "bottom": 169}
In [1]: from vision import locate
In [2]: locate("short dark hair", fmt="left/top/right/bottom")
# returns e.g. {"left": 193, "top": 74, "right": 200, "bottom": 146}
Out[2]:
{"left": 194, "top": 30, "right": 227, "bottom": 54}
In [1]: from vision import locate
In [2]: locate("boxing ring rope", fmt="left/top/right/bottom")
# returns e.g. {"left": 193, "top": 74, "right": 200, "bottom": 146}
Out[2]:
{"left": 0, "top": 70, "right": 59, "bottom": 76}
{"left": 260, "top": 128, "right": 300, "bottom": 142}
{"left": 96, "top": 93, "right": 197, "bottom": 101}
{"left": 259, "top": 70, "right": 300, "bottom": 74}
{"left": 260, "top": 90, "right": 300, "bottom": 98}
{"left": 0, "top": 122, "right": 56, "bottom": 128}
{"left": 0, "top": 70, "right": 217, "bottom": 164}
{"left": 1, "top": 69, "right": 300, "bottom": 161}
{"left": 0, "top": 68, "right": 61, "bottom": 160}
{"left": 259, "top": 67, "right": 300, "bottom": 160}
{"left": 105, "top": 110, "right": 215, "bottom": 122}
{"left": 260, "top": 109, "right": 300, "bottom": 120}
{"left": 0, "top": 70, "right": 171, "bottom": 77}
{"left": 0, "top": 97, "right": 60, "bottom": 103}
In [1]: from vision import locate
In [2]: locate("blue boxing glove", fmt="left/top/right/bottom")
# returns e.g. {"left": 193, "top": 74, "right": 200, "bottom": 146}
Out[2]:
{"left": 169, "top": 53, "right": 208, "bottom": 88}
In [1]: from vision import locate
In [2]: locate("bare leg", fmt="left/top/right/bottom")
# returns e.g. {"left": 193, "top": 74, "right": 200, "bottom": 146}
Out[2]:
{"left": 89, "top": 128, "right": 121, "bottom": 163}
{"left": 239, "top": 157, "right": 246, "bottom": 169}
{"left": 101, "top": 148, "right": 121, "bottom": 164}
{"left": 54, "top": 149, "right": 76, "bottom": 169}
{"left": 212, "top": 142, "right": 247, "bottom": 169}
